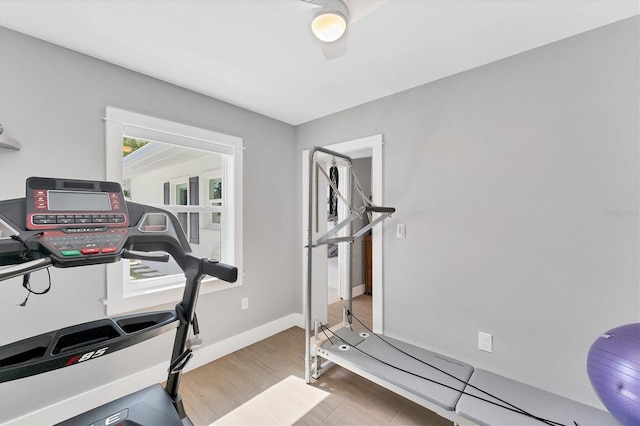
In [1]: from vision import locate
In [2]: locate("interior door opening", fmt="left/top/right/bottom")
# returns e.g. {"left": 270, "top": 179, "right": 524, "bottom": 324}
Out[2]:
{"left": 327, "top": 162, "right": 350, "bottom": 306}
{"left": 301, "top": 134, "right": 384, "bottom": 334}
{"left": 327, "top": 157, "right": 373, "bottom": 326}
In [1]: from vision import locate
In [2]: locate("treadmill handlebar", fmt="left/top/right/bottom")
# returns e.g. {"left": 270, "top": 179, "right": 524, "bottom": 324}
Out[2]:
{"left": 0, "top": 257, "right": 53, "bottom": 281}
{"left": 122, "top": 249, "right": 170, "bottom": 263}
{"left": 201, "top": 258, "right": 238, "bottom": 283}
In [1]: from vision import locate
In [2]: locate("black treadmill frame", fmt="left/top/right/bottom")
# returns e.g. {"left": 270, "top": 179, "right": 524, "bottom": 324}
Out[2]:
{"left": 0, "top": 181, "right": 237, "bottom": 423}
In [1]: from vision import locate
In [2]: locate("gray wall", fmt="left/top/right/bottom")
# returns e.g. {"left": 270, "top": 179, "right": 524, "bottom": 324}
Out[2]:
{"left": 296, "top": 16, "right": 639, "bottom": 408}
{"left": 0, "top": 27, "right": 298, "bottom": 421}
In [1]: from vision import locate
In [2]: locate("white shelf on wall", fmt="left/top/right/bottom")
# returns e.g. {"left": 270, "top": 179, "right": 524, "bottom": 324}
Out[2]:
{"left": 0, "top": 135, "right": 21, "bottom": 151}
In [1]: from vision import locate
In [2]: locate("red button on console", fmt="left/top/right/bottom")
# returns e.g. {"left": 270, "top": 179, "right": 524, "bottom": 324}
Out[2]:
{"left": 101, "top": 247, "right": 117, "bottom": 253}
{"left": 81, "top": 248, "right": 100, "bottom": 255}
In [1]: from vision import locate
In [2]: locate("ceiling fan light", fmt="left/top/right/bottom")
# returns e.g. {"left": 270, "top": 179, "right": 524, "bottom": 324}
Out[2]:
{"left": 311, "top": 12, "right": 347, "bottom": 43}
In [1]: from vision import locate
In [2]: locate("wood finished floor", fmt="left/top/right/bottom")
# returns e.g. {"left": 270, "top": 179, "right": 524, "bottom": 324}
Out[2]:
{"left": 179, "top": 295, "right": 452, "bottom": 425}
{"left": 326, "top": 294, "right": 373, "bottom": 330}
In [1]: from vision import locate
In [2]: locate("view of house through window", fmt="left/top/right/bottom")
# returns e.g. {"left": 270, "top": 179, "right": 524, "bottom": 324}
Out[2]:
{"left": 122, "top": 137, "right": 225, "bottom": 283}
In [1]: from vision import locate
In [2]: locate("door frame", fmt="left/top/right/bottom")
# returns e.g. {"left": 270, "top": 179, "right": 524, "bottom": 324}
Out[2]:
{"left": 301, "top": 134, "right": 385, "bottom": 333}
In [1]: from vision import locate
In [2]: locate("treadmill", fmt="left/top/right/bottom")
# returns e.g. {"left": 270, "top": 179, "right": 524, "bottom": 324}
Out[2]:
{"left": 0, "top": 177, "right": 238, "bottom": 425}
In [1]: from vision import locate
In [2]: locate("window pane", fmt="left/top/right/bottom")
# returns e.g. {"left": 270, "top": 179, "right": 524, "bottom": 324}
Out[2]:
{"left": 176, "top": 184, "right": 188, "bottom": 206}
{"left": 209, "top": 178, "right": 222, "bottom": 201}
{"left": 123, "top": 139, "right": 225, "bottom": 281}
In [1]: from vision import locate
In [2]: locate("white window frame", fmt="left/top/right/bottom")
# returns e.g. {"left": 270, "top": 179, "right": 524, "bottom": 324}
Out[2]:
{"left": 103, "top": 107, "right": 243, "bottom": 315}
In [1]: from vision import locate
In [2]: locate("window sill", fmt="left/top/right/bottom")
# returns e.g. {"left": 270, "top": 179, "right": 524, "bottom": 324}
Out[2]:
{"left": 103, "top": 276, "right": 241, "bottom": 316}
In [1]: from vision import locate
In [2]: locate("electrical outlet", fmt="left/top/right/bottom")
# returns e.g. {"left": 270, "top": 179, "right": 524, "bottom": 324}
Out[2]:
{"left": 241, "top": 297, "right": 248, "bottom": 310}
{"left": 396, "top": 223, "right": 406, "bottom": 239}
{"left": 478, "top": 332, "right": 493, "bottom": 353}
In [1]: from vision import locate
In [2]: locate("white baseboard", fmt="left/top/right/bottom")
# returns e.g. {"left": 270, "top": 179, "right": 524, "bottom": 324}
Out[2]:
{"left": 3, "top": 313, "right": 304, "bottom": 426}
{"left": 353, "top": 283, "right": 366, "bottom": 298}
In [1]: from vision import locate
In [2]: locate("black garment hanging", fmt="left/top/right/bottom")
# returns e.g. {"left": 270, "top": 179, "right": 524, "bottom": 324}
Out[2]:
{"left": 329, "top": 166, "right": 339, "bottom": 222}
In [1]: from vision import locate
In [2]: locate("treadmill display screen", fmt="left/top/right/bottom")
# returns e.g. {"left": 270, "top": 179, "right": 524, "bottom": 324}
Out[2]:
{"left": 48, "top": 191, "right": 112, "bottom": 211}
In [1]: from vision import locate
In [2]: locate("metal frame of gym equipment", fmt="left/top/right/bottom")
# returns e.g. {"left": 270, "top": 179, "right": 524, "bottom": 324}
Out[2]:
{"left": 304, "top": 146, "right": 395, "bottom": 383}
{"left": 303, "top": 150, "right": 620, "bottom": 425}
{"left": 303, "top": 147, "right": 478, "bottom": 424}
{"left": 303, "top": 150, "right": 618, "bottom": 425}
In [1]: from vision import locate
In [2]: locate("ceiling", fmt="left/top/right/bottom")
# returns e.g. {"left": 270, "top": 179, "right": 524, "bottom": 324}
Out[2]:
{"left": 0, "top": 0, "right": 638, "bottom": 125}
{"left": 123, "top": 142, "right": 222, "bottom": 180}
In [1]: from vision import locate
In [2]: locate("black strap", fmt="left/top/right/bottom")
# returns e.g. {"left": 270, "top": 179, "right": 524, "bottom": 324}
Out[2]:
{"left": 10, "top": 234, "right": 51, "bottom": 306}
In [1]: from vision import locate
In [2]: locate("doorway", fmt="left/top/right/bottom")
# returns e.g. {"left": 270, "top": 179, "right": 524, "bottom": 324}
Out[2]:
{"left": 326, "top": 157, "right": 372, "bottom": 304}
{"left": 326, "top": 161, "right": 350, "bottom": 305}
{"left": 301, "top": 134, "right": 385, "bottom": 334}
{"left": 328, "top": 157, "right": 372, "bottom": 326}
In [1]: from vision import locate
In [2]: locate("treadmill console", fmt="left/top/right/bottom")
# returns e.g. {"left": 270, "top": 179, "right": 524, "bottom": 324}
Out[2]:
{"left": 25, "top": 177, "right": 130, "bottom": 260}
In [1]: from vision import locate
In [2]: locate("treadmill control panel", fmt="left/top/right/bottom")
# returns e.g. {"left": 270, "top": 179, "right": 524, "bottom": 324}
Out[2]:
{"left": 25, "top": 177, "right": 130, "bottom": 259}
{"left": 40, "top": 228, "right": 128, "bottom": 257}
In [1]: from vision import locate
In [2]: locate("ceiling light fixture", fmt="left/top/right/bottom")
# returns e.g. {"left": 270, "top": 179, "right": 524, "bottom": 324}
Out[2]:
{"left": 311, "top": 10, "right": 347, "bottom": 43}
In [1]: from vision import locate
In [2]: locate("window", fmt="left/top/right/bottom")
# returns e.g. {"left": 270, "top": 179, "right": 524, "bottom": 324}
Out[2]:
{"left": 104, "top": 107, "right": 243, "bottom": 315}
{"left": 124, "top": 146, "right": 224, "bottom": 280}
